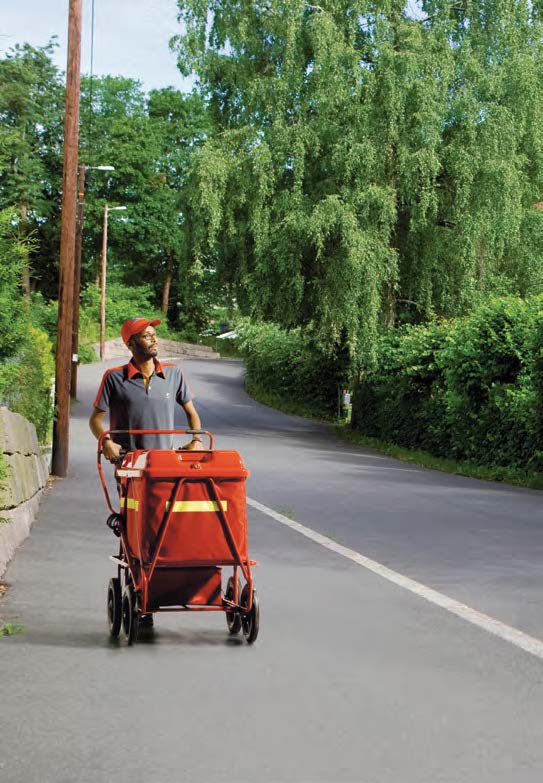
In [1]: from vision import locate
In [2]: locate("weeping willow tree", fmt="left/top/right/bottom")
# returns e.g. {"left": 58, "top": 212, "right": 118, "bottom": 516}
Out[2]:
{"left": 173, "top": 0, "right": 543, "bottom": 366}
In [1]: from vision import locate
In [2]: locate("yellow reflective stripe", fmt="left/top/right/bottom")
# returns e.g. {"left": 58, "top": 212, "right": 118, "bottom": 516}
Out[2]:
{"left": 165, "top": 500, "right": 227, "bottom": 513}
{"left": 120, "top": 497, "right": 139, "bottom": 511}
{"left": 121, "top": 499, "right": 225, "bottom": 513}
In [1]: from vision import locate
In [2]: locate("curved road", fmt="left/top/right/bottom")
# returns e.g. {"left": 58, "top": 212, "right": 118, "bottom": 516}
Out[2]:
{"left": 1, "top": 356, "right": 543, "bottom": 782}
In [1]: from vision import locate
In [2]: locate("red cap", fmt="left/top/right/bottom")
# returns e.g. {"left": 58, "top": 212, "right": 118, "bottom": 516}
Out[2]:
{"left": 121, "top": 317, "right": 161, "bottom": 346}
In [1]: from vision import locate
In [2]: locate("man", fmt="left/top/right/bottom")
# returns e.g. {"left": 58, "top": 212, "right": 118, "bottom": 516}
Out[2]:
{"left": 89, "top": 317, "right": 204, "bottom": 461}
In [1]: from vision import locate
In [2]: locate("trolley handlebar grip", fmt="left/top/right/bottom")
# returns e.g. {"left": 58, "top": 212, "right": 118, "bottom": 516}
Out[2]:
{"left": 97, "top": 428, "right": 214, "bottom": 452}
{"left": 96, "top": 430, "right": 214, "bottom": 515}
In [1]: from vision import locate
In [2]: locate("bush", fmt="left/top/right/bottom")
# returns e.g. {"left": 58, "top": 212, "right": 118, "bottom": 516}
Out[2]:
{"left": 78, "top": 281, "right": 195, "bottom": 350}
{"left": 79, "top": 282, "right": 164, "bottom": 344}
{"left": 0, "top": 325, "right": 55, "bottom": 444}
{"left": 352, "top": 321, "right": 450, "bottom": 456}
{"left": 352, "top": 296, "right": 543, "bottom": 471}
{"left": 0, "top": 210, "right": 55, "bottom": 444}
{"left": 28, "top": 292, "right": 58, "bottom": 337}
{"left": 0, "top": 211, "right": 27, "bottom": 362}
{"left": 237, "top": 322, "right": 345, "bottom": 417}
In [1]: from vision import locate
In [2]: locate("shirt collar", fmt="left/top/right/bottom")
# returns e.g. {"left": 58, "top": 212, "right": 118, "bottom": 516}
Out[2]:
{"left": 127, "top": 357, "right": 165, "bottom": 379}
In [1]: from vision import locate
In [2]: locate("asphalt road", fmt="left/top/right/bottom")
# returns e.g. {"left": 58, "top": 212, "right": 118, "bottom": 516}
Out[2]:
{"left": 1, "top": 356, "right": 543, "bottom": 783}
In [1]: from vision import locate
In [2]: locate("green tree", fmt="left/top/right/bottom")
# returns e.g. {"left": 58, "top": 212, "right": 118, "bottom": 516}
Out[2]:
{"left": 173, "top": 0, "right": 543, "bottom": 368}
{"left": 0, "top": 41, "right": 64, "bottom": 295}
{"left": 79, "top": 76, "right": 211, "bottom": 325}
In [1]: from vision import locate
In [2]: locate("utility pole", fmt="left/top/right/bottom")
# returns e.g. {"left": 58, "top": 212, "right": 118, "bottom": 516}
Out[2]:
{"left": 52, "top": 0, "right": 82, "bottom": 477}
{"left": 100, "top": 203, "right": 126, "bottom": 360}
{"left": 100, "top": 203, "right": 108, "bottom": 361}
{"left": 71, "top": 164, "right": 114, "bottom": 398}
{"left": 70, "top": 163, "right": 85, "bottom": 399}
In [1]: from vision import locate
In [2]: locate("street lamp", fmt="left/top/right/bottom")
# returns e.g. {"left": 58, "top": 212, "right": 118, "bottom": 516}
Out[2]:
{"left": 100, "top": 203, "right": 127, "bottom": 360}
{"left": 71, "top": 164, "right": 115, "bottom": 397}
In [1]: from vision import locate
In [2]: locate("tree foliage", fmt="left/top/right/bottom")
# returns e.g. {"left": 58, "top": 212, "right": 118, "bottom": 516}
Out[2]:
{"left": 173, "top": 0, "right": 543, "bottom": 367}
{"left": 0, "top": 41, "right": 64, "bottom": 293}
{"left": 0, "top": 210, "right": 54, "bottom": 442}
{"left": 352, "top": 296, "right": 543, "bottom": 470}
{"left": 0, "top": 44, "right": 213, "bottom": 328}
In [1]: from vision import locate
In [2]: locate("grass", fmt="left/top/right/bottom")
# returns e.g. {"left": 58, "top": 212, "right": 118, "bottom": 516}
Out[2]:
{"left": 336, "top": 426, "right": 543, "bottom": 489}
{"left": 0, "top": 622, "right": 24, "bottom": 636}
{"left": 244, "top": 381, "right": 543, "bottom": 490}
{"left": 200, "top": 336, "right": 242, "bottom": 359}
{"left": 245, "top": 382, "right": 335, "bottom": 423}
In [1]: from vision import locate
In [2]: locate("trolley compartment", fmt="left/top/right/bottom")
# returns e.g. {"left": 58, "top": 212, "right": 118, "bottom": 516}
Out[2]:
{"left": 120, "top": 449, "right": 249, "bottom": 565}
{"left": 147, "top": 566, "right": 222, "bottom": 608}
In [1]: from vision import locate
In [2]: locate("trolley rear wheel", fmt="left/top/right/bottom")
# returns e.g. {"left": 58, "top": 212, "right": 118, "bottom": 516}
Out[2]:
{"left": 107, "top": 578, "right": 122, "bottom": 637}
{"left": 122, "top": 585, "right": 139, "bottom": 645}
{"left": 225, "top": 576, "right": 242, "bottom": 635}
{"left": 241, "top": 584, "right": 259, "bottom": 644}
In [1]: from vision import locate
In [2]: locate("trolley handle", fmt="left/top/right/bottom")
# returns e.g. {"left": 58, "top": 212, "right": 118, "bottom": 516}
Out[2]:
{"left": 97, "top": 428, "right": 214, "bottom": 455}
{"left": 96, "top": 429, "right": 214, "bottom": 515}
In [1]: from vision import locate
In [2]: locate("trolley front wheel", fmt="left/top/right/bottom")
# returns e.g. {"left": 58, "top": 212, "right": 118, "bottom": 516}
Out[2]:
{"left": 241, "top": 584, "right": 260, "bottom": 645}
{"left": 122, "top": 585, "right": 139, "bottom": 646}
{"left": 225, "top": 576, "right": 242, "bottom": 635}
{"left": 107, "top": 578, "right": 122, "bottom": 637}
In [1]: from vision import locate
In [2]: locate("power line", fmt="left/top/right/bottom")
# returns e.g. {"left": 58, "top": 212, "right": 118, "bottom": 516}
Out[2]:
{"left": 87, "top": 0, "right": 96, "bottom": 155}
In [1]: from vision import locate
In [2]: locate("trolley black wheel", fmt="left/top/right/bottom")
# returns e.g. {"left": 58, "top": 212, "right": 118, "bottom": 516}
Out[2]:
{"left": 107, "top": 577, "right": 122, "bottom": 637}
{"left": 121, "top": 585, "right": 139, "bottom": 646}
{"left": 225, "top": 576, "right": 242, "bottom": 635}
{"left": 240, "top": 584, "right": 260, "bottom": 645}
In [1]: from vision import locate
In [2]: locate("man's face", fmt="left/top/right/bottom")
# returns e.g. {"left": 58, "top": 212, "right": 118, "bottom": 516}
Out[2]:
{"left": 129, "top": 326, "right": 158, "bottom": 359}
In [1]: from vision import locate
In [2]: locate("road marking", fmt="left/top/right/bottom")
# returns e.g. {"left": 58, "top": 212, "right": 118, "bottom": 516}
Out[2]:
{"left": 247, "top": 496, "right": 543, "bottom": 660}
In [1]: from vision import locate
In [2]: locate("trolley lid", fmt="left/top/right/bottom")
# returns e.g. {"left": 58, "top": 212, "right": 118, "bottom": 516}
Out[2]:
{"left": 121, "top": 449, "right": 250, "bottom": 480}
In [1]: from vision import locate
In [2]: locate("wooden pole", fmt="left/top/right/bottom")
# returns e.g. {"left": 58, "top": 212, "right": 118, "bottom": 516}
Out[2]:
{"left": 52, "top": 0, "right": 82, "bottom": 477}
{"left": 70, "top": 163, "right": 85, "bottom": 399}
{"left": 100, "top": 203, "right": 108, "bottom": 360}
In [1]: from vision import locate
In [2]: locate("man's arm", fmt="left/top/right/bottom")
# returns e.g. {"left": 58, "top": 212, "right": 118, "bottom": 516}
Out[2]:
{"left": 89, "top": 407, "right": 123, "bottom": 462}
{"left": 181, "top": 400, "right": 204, "bottom": 451}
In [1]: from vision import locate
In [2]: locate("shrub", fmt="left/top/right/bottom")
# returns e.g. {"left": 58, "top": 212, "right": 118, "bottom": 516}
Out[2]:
{"left": 237, "top": 321, "right": 344, "bottom": 417}
{"left": 78, "top": 281, "right": 189, "bottom": 349}
{"left": 0, "top": 211, "right": 27, "bottom": 362}
{"left": 0, "top": 325, "right": 55, "bottom": 444}
{"left": 0, "top": 210, "right": 55, "bottom": 444}
{"left": 352, "top": 296, "right": 543, "bottom": 471}
{"left": 353, "top": 320, "right": 450, "bottom": 456}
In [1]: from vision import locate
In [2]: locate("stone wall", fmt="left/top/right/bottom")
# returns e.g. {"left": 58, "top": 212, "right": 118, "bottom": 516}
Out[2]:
{"left": 0, "top": 407, "right": 49, "bottom": 578}
{"left": 94, "top": 337, "right": 220, "bottom": 361}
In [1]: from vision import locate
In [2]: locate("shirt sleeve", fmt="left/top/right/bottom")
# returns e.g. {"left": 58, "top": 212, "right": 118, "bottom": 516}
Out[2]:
{"left": 93, "top": 371, "right": 114, "bottom": 411}
{"left": 175, "top": 367, "right": 193, "bottom": 405}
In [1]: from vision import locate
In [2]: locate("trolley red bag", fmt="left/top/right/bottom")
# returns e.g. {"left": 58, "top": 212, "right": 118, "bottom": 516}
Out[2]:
{"left": 97, "top": 429, "right": 259, "bottom": 646}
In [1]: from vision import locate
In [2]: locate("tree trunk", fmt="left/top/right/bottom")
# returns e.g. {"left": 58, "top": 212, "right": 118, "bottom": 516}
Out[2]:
{"left": 20, "top": 202, "right": 31, "bottom": 297}
{"left": 161, "top": 255, "right": 173, "bottom": 316}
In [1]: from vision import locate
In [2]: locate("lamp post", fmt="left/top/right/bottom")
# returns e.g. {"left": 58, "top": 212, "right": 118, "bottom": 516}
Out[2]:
{"left": 100, "top": 204, "right": 127, "bottom": 360}
{"left": 71, "top": 164, "right": 114, "bottom": 398}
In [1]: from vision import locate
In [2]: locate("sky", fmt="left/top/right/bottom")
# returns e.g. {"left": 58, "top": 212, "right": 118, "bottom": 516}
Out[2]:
{"left": 0, "top": 0, "right": 194, "bottom": 92}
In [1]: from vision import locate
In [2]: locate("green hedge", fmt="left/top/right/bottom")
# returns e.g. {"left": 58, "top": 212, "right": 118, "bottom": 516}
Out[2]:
{"left": 0, "top": 325, "right": 55, "bottom": 444}
{"left": 352, "top": 297, "right": 543, "bottom": 471}
{"left": 0, "top": 210, "right": 55, "bottom": 444}
{"left": 237, "top": 322, "right": 344, "bottom": 417}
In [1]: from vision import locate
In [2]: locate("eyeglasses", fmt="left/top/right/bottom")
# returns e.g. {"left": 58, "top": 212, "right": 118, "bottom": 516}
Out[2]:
{"left": 138, "top": 332, "right": 157, "bottom": 342}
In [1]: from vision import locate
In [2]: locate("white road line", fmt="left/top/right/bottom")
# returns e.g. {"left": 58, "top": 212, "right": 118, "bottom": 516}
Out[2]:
{"left": 247, "top": 496, "right": 543, "bottom": 661}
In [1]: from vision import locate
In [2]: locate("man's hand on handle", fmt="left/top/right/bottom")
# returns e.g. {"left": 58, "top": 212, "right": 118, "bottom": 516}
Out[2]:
{"left": 102, "top": 438, "right": 123, "bottom": 463}
{"left": 182, "top": 439, "right": 205, "bottom": 451}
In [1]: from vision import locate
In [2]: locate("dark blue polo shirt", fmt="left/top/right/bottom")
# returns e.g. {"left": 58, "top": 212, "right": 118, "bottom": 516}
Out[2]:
{"left": 93, "top": 358, "right": 193, "bottom": 449}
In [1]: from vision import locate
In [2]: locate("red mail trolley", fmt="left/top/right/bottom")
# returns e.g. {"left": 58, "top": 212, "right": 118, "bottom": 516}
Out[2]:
{"left": 97, "top": 429, "right": 259, "bottom": 645}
